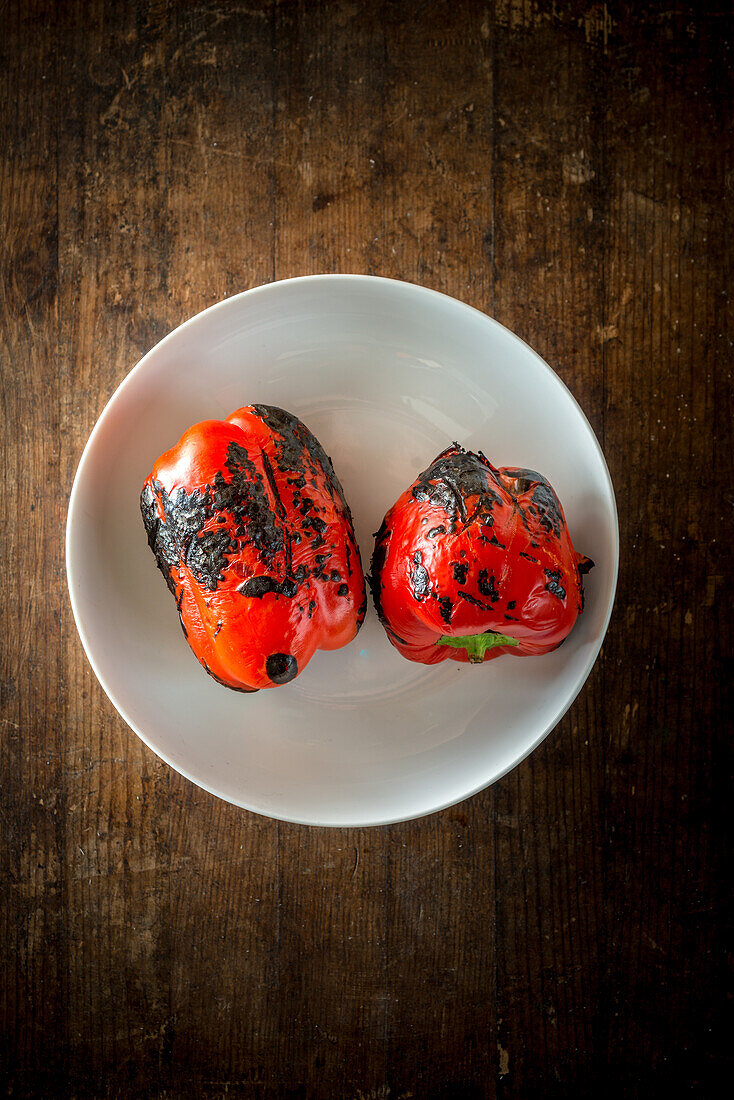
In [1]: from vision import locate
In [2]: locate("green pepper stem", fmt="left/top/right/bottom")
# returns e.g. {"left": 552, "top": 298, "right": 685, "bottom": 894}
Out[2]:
{"left": 436, "top": 630, "right": 520, "bottom": 663}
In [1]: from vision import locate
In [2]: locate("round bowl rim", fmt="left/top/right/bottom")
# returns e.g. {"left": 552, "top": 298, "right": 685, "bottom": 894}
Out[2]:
{"left": 65, "top": 274, "right": 620, "bottom": 827}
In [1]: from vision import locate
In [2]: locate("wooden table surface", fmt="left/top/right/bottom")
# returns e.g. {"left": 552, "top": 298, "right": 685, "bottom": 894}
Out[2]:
{"left": 1, "top": 2, "right": 731, "bottom": 1096}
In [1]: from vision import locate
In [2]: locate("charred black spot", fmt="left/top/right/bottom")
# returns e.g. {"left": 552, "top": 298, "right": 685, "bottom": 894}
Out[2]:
{"left": 250, "top": 404, "right": 351, "bottom": 514}
{"left": 504, "top": 614, "right": 519, "bottom": 622}
{"left": 248, "top": 403, "right": 365, "bottom": 598}
{"left": 412, "top": 480, "right": 464, "bottom": 519}
{"left": 140, "top": 482, "right": 176, "bottom": 595}
{"left": 427, "top": 525, "right": 446, "bottom": 538}
{"left": 368, "top": 520, "right": 407, "bottom": 644}
{"left": 507, "top": 600, "right": 516, "bottom": 610}
{"left": 238, "top": 575, "right": 297, "bottom": 599}
{"left": 304, "top": 512, "right": 328, "bottom": 551}
{"left": 576, "top": 555, "right": 593, "bottom": 610}
{"left": 464, "top": 498, "right": 493, "bottom": 530}
{"left": 266, "top": 652, "right": 298, "bottom": 685}
{"left": 452, "top": 562, "right": 469, "bottom": 585}
{"left": 305, "top": 515, "right": 327, "bottom": 535}
{"left": 531, "top": 482, "right": 564, "bottom": 539}
{"left": 330, "top": 569, "right": 341, "bottom": 582}
{"left": 519, "top": 551, "right": 539, "bottom": 563}
{"left": 438, "top": 596, "right": 453, "bottom": 624}
{"left": 356, "top": 593, "right": 367, "bottom": 626}
{"left": 368, "top": 521, "right": 390, "bottom": 624}
{"left": 411, "top": 550, "right": 431, "bottom": 600}
{"left": 261, "top": 448, "right": 287, "bottom": 523}
{"left": 508, "top": 477, "right": 534, "bottom": 494}
{"left": 544, "top": 569, "right": 567, "bottom": 601}
{"left": 223, "top": 442, "right": 285, "bottom": 564}
{"left": 487, "top": 532, "right": 507, "bottom": 549}
{"left": 577, "top": 555, "right": 595, "bottom": 575}
{"left": 142, "top": 478, "right": 242, "bottom": 593}
{"left": 337, "top": 583, "right": 349, "bottom": 598}
{"left": 411, "top": 447, "right": 503, "bottom": 531}
{"left": 186, "top": 527, "right": 237, "bottom": 589}
{"left": 238, "top": 576, "right": 274, "bottom": 598}
{"left": 308, "top": 599, "right": 317, "bottom": 618}
{"left": 477, "top": 569, "right": 500, "bottom": 603}
{"left": 457, "top": 591, "right": 492, "bottom": 611}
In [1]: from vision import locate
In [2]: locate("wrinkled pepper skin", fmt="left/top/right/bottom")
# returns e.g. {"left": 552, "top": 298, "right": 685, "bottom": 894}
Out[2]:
{"left": 141, "top": 404, "right": 366, "bottom": 691}
{"left": 369, "top": 444, "right": 593, "bottom": 665}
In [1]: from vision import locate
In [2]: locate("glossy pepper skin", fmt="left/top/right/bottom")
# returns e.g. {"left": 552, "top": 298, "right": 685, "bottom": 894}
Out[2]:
{"left": 141, "top": 404, "right": 366, "bottom": 691}
{"left": 369, "top": 444, "right": 593, "bottom": 665}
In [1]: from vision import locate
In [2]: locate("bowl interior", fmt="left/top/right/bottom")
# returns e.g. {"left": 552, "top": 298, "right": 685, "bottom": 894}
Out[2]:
{"left": 66, "top": 276, "right": 618, "bottom": 826}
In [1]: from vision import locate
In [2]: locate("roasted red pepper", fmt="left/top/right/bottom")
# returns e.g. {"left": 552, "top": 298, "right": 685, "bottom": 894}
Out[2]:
{"left": 369, "top": 444, "right": 592, "bottom": 665}
{"left": 141, "top": 404, "right": 366, "bottom": 691}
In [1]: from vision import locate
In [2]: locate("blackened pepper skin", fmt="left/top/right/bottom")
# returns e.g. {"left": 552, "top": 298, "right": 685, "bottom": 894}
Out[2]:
{"left": 141, "top": 405, "right": 366, "bottom": 691}
{"left": 369, "top": 443, "right": 593, "bottom": 665}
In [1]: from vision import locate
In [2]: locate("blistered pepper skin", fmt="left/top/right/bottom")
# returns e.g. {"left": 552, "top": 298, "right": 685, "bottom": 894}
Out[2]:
{"left": 141, "top": 405, "right": 366, "bottom": 691}
{"left": 369, "top": 444, "right": 593, "bottom": 665}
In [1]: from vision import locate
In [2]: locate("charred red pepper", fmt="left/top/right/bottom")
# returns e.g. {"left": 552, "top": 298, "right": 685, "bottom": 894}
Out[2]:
{"left": 141, "top": 404, "right": 366, "bottom": 691}
{"left": 369, "top": 444, "right": 593, "bottom": 665}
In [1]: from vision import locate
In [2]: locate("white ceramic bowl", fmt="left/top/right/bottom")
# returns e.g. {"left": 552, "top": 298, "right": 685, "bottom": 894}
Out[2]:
{"left": 66, "top": 276, "right": 618, "bottom": 826}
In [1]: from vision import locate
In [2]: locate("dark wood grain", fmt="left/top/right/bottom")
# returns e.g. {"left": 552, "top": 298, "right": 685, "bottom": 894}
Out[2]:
{"left": 1, "top": 1, "right": 731, "bottom": 1097}
{"left": 1, "top": 2, "right": 64, "bottom": 1087}
{"left": 601, "top": 7, "right": 733, "bottom": 1092}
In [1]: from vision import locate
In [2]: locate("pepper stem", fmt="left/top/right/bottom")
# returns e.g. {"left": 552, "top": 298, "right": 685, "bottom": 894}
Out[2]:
{"left": 436, "top": 630, "right": 520, "bottom": 663}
